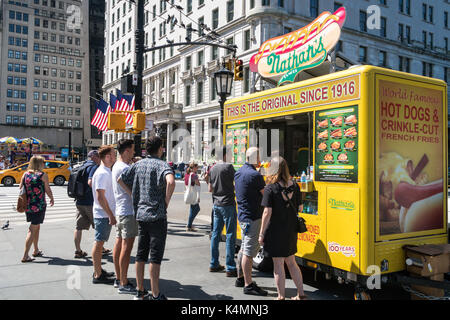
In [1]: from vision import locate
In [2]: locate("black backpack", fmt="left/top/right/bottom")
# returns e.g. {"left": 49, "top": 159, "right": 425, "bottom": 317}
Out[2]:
{"left": 67, "top": 162, "right": 92, "bottom": 200}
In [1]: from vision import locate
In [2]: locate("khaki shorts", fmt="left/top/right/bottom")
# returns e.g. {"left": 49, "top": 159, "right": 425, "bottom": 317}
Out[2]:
{"left": 116, "top": 215, "right": 139, "bottom": 239}
{"left": 76, "top": 205, "right": 94, "bottom": 230}
{"left": 239, "top": 218, "right": 262, "bottom": 258}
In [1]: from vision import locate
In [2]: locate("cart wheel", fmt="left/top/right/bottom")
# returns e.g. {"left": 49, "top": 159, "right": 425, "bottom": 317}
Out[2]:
{"left": 354, "top": 290, "right": 371, "bottom": 300}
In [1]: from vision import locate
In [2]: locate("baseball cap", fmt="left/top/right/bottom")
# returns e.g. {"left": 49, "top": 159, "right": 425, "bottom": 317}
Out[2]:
{"left": 87, "top": 150, "right": 99, "bottom": 158}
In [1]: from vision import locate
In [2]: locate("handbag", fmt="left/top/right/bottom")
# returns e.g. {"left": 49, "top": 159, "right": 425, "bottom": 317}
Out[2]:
{"left": 16, "top": 184, "right": 27, "bottom": 213}
{"left": 279, "top": 182, "right": 307, "bottom": 234}
{"left": 183, "top": 173, "right": 200, "bottom": 205}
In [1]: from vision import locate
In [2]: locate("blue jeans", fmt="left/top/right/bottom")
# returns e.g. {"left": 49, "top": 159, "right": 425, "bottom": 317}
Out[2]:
{"left": 210, "top": 205, "right": 237, "bottom": 271}
{"left": 187, "top": 203, "right": 200, "bottom": 228}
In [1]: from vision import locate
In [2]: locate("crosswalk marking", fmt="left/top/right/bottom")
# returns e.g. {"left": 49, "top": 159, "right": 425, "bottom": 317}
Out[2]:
{"left": 0, "top": 186, "right": 78, "bottom": 227}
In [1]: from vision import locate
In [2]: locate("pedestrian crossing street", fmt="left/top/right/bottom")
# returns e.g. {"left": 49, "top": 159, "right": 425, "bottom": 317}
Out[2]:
{"left": 0, "top": 185, "right": 77, "bottom": 227}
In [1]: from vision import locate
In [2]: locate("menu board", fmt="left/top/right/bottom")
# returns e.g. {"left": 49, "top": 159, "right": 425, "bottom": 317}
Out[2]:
{"left": 225, "top": 122, "right": 248, "bottom": 168}
{"left": 315, "top": 106, "right": 358, "bottom": 183}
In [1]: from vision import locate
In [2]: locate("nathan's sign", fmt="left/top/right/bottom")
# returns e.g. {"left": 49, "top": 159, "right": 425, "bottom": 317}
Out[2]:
{"left": 250, "top": 7, "right": 346, "bottom": 86}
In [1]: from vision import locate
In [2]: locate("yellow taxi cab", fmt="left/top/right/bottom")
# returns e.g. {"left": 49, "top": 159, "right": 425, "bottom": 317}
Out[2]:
{"left": 0, "top": 160, "right": 71, "bottom": 186}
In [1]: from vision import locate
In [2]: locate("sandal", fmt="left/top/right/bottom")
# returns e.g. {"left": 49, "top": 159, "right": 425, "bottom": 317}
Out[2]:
{"left": 292, "top": 295, "right": 309, "bottom": 300}
{"left": 32, "top": 251, "right": 43, "bottom": 257}
{"left": 102, "top": 248, "right": 111, "bottom": 256}
{"left": 21, "top": 257, "right": 35, "bottom": 263}
{"left": 74, "top": 250, "right": 88, "bottom": 259}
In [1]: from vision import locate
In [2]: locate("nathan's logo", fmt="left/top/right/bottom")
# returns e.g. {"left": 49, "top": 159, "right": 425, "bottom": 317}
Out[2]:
{"left": 250, "top": 7, "right": 346, "bottom": 86}
{"left": 328, "top": 198, "right": 355, "bottom": 211}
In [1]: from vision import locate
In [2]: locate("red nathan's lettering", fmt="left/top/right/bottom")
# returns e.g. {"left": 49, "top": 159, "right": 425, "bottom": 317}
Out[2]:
{"left": 227, "top": 106, "right": 239, "bottom": 117}
{"left": 380, "top": 101, "right": 401, "bottom": 118}
{"left": 247, "top": 101, "right": 260, "bottom": 113}
{"left": 261, "top": 94, "right": 298, "bottom": 111}
{"left": 403, "top": 105, "right": 430, "bottom": 121}
{"left": 300, "top": 87, "right": 328, "bottom": 104}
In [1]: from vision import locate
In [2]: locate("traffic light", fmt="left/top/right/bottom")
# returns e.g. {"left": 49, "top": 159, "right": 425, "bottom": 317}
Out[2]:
{"left": 108, "top": 112, "right": 126, "bottom": 131}
{"left": 234, "top": 59, "right": 243, "bottom": 81}
{"left": 133, "top": 112, "right": 146, "bottom": 132}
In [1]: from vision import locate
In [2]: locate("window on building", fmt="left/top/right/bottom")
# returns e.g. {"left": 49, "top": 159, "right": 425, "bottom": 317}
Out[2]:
{"left": 197, "top": 82, "right": 203, "bottom": 104}
{"left": 212, "top": 8, "right": 219, "bottom": 30}
{"left": 262, "top": 0, "right": 269, "bottom": 6}
{"left": 244, "top": 29, "right": 251, "bottom": 51}
{"left": 186, "top": 56, "right": 192, "bottom": 70}
{"left": 378, "top": 51, "right": 387, "bottom": 67}
{"left": 380, "top": 17, "right": 386, "bottom": 37}
{"left": 226, "top": 37, "right": 234, "bottom": 54}
{"left": 360, "top": 10, "right": 367, "bottom": 32}
{"left": 187, "top": 0, "right": 192, "bottom": 13}
{"left": 227, "top": 0, "right": 234, "bottom": 22}
{"left": 359, "top": 46, "right": 367, "bottom": 63}
{"left": 198, "top": 50, "right": 204, "bottom": 66}
{"left": 185, "top": 85, "right": 191, "bottom": 106}
{"left": 244, "top": 67, "right": 250, "bottom": 93}
{"left": 211, "top": 46, "right": 218, "bottom": 60}
{"left": 422, "top": 62, "right": 433, "bottom": 77}
{"left": 310, "top": 0, "right": 319, "bottom": 17}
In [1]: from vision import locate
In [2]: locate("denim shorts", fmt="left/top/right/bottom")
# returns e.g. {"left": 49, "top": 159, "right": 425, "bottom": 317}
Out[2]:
{"left": 94, "top": 218, "right": 112, "bottom": 242}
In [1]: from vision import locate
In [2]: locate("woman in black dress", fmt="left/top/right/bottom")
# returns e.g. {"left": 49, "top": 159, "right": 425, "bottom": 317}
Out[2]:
{"left": 259, "top": 156, "right": 307, "bottom": 300}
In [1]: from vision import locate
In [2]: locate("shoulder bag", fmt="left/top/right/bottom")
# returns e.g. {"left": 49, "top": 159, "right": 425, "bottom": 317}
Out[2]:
{"left": 16, "top": 176, "right": 28, "bottom": 213}
{"left": 184, "top": 173, "right": 200, "bottom": 205}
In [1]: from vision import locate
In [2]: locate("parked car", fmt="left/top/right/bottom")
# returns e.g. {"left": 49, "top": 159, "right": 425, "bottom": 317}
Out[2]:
{"left": 0, "top": 160, "right": 71, "bottom": 186}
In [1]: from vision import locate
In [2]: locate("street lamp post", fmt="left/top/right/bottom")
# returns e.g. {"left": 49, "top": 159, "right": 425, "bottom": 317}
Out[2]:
{"left": 213, "top": 65, "right": 234, "bottom": 149}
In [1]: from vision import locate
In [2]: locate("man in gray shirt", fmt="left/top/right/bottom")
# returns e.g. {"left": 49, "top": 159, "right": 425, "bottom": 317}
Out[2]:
{"left": 119, "top": 136, "right": 175, "bottom": 300}
{"left": 208, "top": 147, "right": 237, "bottom": 277}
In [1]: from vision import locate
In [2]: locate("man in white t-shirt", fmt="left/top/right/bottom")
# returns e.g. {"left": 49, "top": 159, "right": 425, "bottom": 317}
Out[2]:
{"left": 91, "top": 145, "right": 117, "bottom": 284}
{"left": 111, "top": 139, "right": 138, "bottom": 294}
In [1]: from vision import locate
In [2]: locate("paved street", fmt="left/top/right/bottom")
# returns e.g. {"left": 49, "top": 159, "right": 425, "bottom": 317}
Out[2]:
{"left": 0, "top": 182, "right": 447, "bottom": 300}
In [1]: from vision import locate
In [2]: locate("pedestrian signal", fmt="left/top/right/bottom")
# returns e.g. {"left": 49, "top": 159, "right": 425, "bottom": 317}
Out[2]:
{"left": 108, "top": 112, "right": 126, "bottom": 131}
{"left": 234, "top": 59, "right": 243, "bottom": 81}
{"left": 133, "top": 112, "right": 146, "bottom": 132}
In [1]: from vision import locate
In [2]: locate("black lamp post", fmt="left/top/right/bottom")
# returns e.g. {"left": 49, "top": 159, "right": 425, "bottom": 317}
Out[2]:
{"left": 213, "top": 65, "right": 234, "bottom": 147}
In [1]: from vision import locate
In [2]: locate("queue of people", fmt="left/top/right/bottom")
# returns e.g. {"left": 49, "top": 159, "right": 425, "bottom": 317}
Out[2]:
{"left": 17, "top": 137, "right": 306, "bottom": 300}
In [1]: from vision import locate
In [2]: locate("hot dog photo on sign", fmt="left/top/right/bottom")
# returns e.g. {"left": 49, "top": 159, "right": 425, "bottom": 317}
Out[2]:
{"left": 378, "top": 79, "right": 444, "bottom": 235}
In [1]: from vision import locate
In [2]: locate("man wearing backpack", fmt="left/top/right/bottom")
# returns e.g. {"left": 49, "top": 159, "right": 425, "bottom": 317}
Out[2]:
{"left": 73, "top": 150, "right": 100, "bottom": 258}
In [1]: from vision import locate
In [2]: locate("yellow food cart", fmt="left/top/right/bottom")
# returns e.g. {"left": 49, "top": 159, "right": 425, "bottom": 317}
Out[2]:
{"left": 223, "top": 65, "right": 448, "bottom": 298}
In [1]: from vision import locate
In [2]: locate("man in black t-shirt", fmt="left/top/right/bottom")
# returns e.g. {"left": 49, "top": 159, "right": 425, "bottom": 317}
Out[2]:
{"left": 208, "top": 147, "right": 237, "bottom": 277}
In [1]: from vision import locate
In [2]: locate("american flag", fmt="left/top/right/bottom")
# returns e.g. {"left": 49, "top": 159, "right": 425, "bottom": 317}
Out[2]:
{"left": 114, "top": 91, "right": 135, "bottom": 125}
{"left": 90, "top": 98, "right": 110, "bottom": 131}
{"left": 121, "top": 94, "right": 135, "bottom": 125}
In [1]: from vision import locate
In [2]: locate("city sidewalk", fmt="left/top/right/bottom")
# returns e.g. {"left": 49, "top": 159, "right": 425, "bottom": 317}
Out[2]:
{"left": 0, "top": 215, "right": 325, "bottom": 300}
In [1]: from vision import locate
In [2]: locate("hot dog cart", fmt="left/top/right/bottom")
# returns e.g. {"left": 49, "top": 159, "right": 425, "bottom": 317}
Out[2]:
{"left": 223, "top": 65, "right": 448, "bottom": 298}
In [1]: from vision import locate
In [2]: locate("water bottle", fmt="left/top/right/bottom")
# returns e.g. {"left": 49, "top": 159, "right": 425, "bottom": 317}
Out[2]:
{"left": 300, "top": 171, "right": 306, "bottom": 183}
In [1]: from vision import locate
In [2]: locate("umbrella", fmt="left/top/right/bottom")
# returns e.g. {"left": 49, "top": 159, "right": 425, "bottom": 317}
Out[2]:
{"left": 20, "top": 137, "right": 44, "bottom": 145}
{"left": 30, "top": 137, "right": 44, "bottom": 145}
{"left": 0, "top": 137, "right": 19, "bottom": 144}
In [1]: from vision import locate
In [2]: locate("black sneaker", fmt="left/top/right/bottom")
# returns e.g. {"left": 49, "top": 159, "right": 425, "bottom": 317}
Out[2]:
{"left": 243, "top": 282, "right": 268, "bottom": 296}
{"left": 134, "top": 289, "right": 151, "bottom": 300}
{"left": 113, "top": 279, "right": 120, "bottom": 288}
{"left": 92, "top": 272, "right": 115, "bottom": 285}
{"left": 235, "top": 277, "right": 245, "bottom": 287}
{"left": 151, "top": 293, "right": 168, "bottom": 300}
{"left": 118, "top": 282, "right": 137, "bottom": 295}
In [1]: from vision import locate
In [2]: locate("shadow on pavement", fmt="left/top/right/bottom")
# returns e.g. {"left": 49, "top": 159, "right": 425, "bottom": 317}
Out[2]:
{"left": 127, "top": 277, "right": 233, "bottom": 300}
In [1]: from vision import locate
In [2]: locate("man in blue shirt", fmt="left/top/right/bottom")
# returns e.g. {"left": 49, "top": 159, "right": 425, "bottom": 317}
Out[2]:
{"left": 234, "top": 147, "right": 267, "bottom": 296}
{"left": 73, "top": 150, "right": 100, "bottom": 258}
